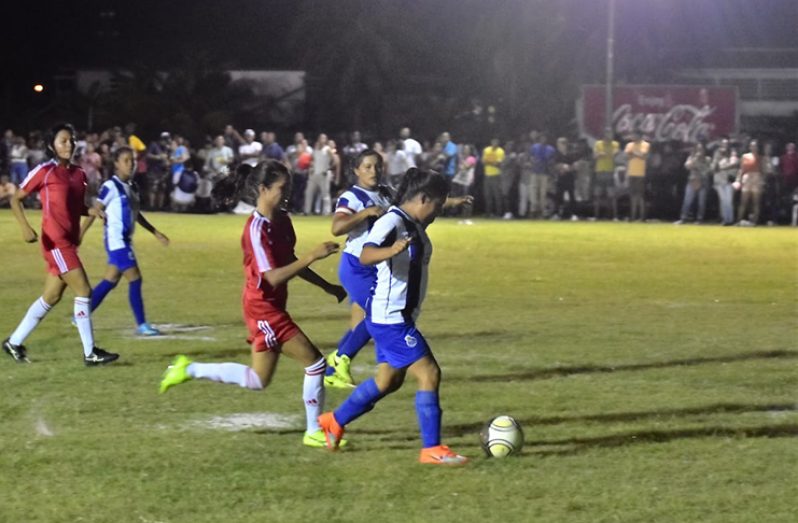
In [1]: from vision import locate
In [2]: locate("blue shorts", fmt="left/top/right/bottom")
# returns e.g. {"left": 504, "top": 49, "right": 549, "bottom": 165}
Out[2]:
{"left": 107, "top": 245, "right": 138, "bottom": 272}
{"left": 338, "top": 252, "right": 376, "bottom": 309}
{"left": 366, "top": 319, "right": 431, "bottom": 369}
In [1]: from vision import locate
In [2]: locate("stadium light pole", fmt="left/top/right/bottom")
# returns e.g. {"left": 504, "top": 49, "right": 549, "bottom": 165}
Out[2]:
{"left": 605, "top": 0, "right": 616, "bottom": 133}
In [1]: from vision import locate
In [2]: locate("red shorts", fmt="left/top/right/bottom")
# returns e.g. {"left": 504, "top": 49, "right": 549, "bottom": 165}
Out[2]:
{"left": 244, "top": 308, "right": 301, "bottom": 353}
{"left": 43, "top": 246, "right": 83, "bottom": 276}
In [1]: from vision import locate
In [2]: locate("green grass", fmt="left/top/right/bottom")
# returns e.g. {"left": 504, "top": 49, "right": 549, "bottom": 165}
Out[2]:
{"left": 1, "top": 210, "right": 796, "bottom": 523}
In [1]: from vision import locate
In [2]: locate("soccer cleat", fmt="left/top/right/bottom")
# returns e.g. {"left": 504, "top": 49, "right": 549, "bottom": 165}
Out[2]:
{"left": 418, "top": 445, "right": 469, "bottom": 466}
{"left": 303, "top": 429, "right": 348, "bottom": 449}
{"left": 159, "top": 355, "right": 192, "bottom": 393}
{"left": 317, "top": 412, "right": 346, "bottom": 451}
{"left": 84, "top": 347, "right": 119, "bottom": 366}
{"left": 324, "top": 351, "right": 355, "bottom": 389}
{"left": 136, "top": 323, "right": 161, "bottom": 336}
{"left": 3, "top": 338, "right": 30, "bottom": 363}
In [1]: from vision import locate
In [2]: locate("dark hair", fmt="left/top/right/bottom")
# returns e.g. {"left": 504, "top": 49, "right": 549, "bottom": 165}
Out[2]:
{"left": 393, "top": 167, "right": 449, "bottom": 205}
{"left": 236, "top": 160, "right": 291, "bottom": 205}
{"left": 113, "top": 145, "right": 134, "bottom": 162}
{"left": 45, "top": 122, "right": 76, "bottom": 159}
{"left": 351, "top": 148, "right": 383, "bottom": 179}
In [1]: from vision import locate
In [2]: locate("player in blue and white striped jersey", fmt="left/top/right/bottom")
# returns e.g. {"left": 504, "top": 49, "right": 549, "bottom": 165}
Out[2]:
{"left": 318, "top": 167, "right": 469, "bottom": 465}
{"left": 325, "top": 149, "right": 393, "bottom": 388}
{"left": 84, "top": 146, "right": 170, "bottom": 336}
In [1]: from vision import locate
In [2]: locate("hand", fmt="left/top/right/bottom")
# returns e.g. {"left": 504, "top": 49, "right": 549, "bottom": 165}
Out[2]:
{"left": 327, "top": 284, "right": 347, "bottom": 303}
{"left": 88, "top": 207, "right": 106, "bottom": 221}
{"left": 310, "top": 241, "right": 340, "bottom": 261}
{"left": 22, "top": 227, "right": 38, "bottom": 243}
{"left": 391, "top": 236, "right": 413, "bottom": 256}
{"left": 155, "top": 231, "right": 170, "bottom": 246}
{"left": 451, "top": 195, "right": 474, "bottom": 207}
{"left": 366, "top": 206, "right": 386, "bottom": 218}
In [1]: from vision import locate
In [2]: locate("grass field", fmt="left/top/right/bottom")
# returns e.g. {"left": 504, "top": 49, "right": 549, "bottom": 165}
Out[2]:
{"left": 1, "top": 210, "right": 796, "bottom": 523}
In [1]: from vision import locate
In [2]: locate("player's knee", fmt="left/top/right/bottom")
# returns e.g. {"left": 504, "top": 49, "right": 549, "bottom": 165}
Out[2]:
{"left": 42, "top": 292, "right": 62, "bottom": 307}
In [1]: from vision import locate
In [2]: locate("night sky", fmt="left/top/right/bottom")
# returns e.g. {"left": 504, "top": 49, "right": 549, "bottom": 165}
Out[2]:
{"left": 4, "top": 0, "right": 796, "bottom": 74}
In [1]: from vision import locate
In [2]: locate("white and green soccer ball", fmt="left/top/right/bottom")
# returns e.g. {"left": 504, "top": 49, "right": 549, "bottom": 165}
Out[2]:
{"left": 480, "top": 415, "right": 524, "bottom": 458}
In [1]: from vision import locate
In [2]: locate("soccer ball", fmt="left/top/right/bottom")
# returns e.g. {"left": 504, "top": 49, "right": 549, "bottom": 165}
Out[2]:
{"left": 480, "top": 415, "right": 524, "bottom": 457}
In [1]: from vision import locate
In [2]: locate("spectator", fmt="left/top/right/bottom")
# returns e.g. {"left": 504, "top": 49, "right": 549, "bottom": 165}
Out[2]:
{"left": 593, "top": 128, "right": 620, "bottom": 220}
{"left": 204, "top": 135, "right": 235, "bottom": 180}
{"left": 482, "top": 138, "right": 505, "bottom": 218}
{"left": 286, "top": 134, "right": 312, "bottom": 213}
{"left": 735, "top": 139, "right": 764, "bottom": 226}
{"left": 261, "top": 131, "right": 285, "bottom": 162}
{"left": 573, "top": 139, "right": 593, "bottom": 205}
{"left": 517, "top": 139, "right": 535, "bottom": 218}
{"left": 780, "top": 142, "right": 798, "bottom": 221}
{"left": 529, "top": 133, "right": 555, "bottom": 218}
{"left": 0, "top": 173, "right": 15, "bottom": 207}
{"left": 238, "top": 129, "right": 262, "bottom": 167}
{"left": 711, "top": 138, "right": 738, "bottom": 226}
{"left": 80, "top": 142, "right": 104, "bottom": 200}
{"left": 328, "top": 139, "right": 343, "bottom": 196}
{"left": 440, "top": 132, "right": 458, "bottom": 180}
{"left": 146, "top": 132, "right": 171, "bottom": 210}
{"left": 452, "top": 144, "right": 476, "bottom": 222}
{"left": 342, "top": 131, "right": 368, "bottom": 186}
{"left": 386, "top": 140, "right": 409, "bottom": 189}
{"left": 10, "top": 136, "right": 29, "bottom": 186}
{"left": 676, "top": 143, "right": 712, "bottom": 224}
{"left": 762, "top": 142, "right": 780, "bottom": 225}
{"left": 553, "top": 137, "right": 578, "bottom": 221}
{"left": 305, "top": 133, "right": 334, "bottom": 215}
{"left": 624, "top": 131, "right": 650, "bottom": 221}
{"left": 400, "top": 127, "right": 423, "bottom": 168}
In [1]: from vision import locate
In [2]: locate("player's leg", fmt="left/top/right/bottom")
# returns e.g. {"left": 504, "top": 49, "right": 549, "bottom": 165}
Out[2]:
{"left": 408, "top": 352, "right": 468, "bottom": 465}
{"left": 121, "top": 265, "right": 160, "bottom": 335}
{"left": 4, "top": 274, "right": 66, "bottom": 362}
{"left": 90, "top": 264, "right": 121, "bottom": 312}
{"left": 279, "top": 331, "right": 334, "bottom": 445}
{"left": 326, "top": 302, "right": 368, "bottom": 388}
{"left": 62, "top": 265, "right": 119, "bottom": 364}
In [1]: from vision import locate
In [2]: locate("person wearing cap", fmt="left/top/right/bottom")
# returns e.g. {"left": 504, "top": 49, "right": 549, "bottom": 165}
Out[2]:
{"left": 239, "top": 129, "right": 262, "bottom": 167}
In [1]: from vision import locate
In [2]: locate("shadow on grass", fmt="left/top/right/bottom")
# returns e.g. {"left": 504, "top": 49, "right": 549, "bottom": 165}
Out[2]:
{"left": 443, "top": 402, "right": 798, "bottom": 437}
{"left": 459, "top": 349, "right": 798, "bottom": 383}
{"left": 530, "top": 423, "right": 798, "bottom": 457}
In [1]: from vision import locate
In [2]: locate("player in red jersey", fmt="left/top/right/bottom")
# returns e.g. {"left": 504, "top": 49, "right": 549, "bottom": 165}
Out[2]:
{"left": 3, "top": 123, "right": 119, "bottom": 365}
{"left": 160, "top": 160, "right": 348, "bottom": 448}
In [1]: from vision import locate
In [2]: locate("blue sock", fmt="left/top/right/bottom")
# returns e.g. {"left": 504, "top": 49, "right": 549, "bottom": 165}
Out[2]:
{"left": 90, "top": 279, "right": 117, "bottom": 311}
{"left": 326, "top": 330, "right": 352, "bottom": 376}
{"left": 129, "top": 278, "right": 146, "bottom": 326}
{"left": 334, "top": 378, "right": 383, "bottom": 426}
{"left": 337, "top": 320, "right": 371, "bottom": 359}
{"left": 416, "top": 391, "right": 442, "bottom": 448}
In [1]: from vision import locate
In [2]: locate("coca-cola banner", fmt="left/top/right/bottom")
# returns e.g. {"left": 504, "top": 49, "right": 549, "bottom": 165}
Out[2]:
{"left": 579, "top": 85, "right": 738, "bottom": 143}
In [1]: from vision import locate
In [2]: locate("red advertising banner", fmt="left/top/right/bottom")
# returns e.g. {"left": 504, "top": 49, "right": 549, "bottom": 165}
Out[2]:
{"left": 579, "top": 85, "right": 738, "bottom": 143}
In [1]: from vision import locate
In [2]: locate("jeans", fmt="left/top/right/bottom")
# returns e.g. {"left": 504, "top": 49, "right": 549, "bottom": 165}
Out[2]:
{"left": 680, "top": 182, "right": 707, "bottom": 221}
{"left": 714, "top": 183, "right": 734, "bottom": 224}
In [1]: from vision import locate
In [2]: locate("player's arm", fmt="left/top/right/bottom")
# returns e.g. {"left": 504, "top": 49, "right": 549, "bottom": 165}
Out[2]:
{"left": 262, "top": 242, "right": 340, "bottom": 288}
{"left": 137, "top": 213, "right": 170, "bottom": 246}
{"left": 9, "top": 188, "right": 38, "bottom": 243}
{"left": 331, "top": 206, "right": 384, "bottom": 236}
{"left": 443, "top": 195, "right": 474, "bottom": 209}
{"left": 78, "top": 202, "right": 105, "bottom": 243}
{"left": 297, "top": 266, "right": 347, "bottom": 303}
{"left": 360, "top": 236, "right": 412, "bottom": 266}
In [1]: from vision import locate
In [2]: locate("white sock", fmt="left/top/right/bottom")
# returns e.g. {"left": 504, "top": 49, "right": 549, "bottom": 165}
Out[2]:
{"left": 73, "top": 297, "right": 94, "bottom": 357}
{"left": 9, "top": 297, "right": 52, "bottom": 346}
{"left": 187, "top": 362, "right": 263, "bottom": 390}
{"left": 303, "top": 358, "right": 326, "bottom": 433}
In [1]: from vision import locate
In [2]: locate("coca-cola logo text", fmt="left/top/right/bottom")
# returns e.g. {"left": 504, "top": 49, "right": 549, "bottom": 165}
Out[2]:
{"left": 614, "top": 104, "right": 716, "bottom": 143}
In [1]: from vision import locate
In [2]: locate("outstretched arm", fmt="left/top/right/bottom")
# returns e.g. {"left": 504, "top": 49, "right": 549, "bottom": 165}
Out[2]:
{"left": 298, "top": 267, "right": 347, "bottom": 303}
{"left": 262, "top": 242, "right": 340, "bottom": 288}
{"left": 137, "top": 213, "right": 170, "bottom": 246}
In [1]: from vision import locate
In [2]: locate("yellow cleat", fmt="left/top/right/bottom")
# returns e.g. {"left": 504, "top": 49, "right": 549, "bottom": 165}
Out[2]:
{"left": 324, "top": 350, "right": 356, "bottom": 389}
{"left": 303, "top": 429, "right": 348, "bottom": 448}
{"left": 159, "top": 355, "right": 192, "bottom": 394}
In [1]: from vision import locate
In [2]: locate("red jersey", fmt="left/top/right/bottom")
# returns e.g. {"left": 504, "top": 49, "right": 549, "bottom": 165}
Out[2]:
{"left": 20, "top": 160, "right": 88, "bottom": 250}
{"left": 241, "top": 210, "right": 297, "bottom": 315}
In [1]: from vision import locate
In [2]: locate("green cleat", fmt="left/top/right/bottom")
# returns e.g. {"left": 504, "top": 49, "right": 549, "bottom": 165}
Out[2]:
{"left": 159, "top": 355, "right": 192, "bottom": 394}
{"left": 324, "top": 350, "right": 356, "bottom": 389}
{"left": 303, "top": 429, "right": 348, "bottom": 449}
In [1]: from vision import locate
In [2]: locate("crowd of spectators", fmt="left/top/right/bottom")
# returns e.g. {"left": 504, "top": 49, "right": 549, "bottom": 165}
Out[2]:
{"left": 1, "top": 123, "right": 796, "bottom": 226}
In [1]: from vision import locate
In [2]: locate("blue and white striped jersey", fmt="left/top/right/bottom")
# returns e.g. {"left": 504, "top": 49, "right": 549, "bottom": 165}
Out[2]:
{"left": 335, "top": 185, "right": 393, "bottom": 257}
{"left": 363, "top": 206, "right": 432, "bottom": 325}
{"left": 98, "top": 176, "right": 139, "bottom": 251}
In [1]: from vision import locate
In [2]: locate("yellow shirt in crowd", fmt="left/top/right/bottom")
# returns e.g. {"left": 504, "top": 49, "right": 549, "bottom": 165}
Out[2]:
{"left": 593, "top": 139, "right": 619, "bottom": 173}
{"left": 624, "top": 140, "right": 650, "bottom": 177}
{"left": 482, "top": 146, "right": 505, "bottom": 176}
